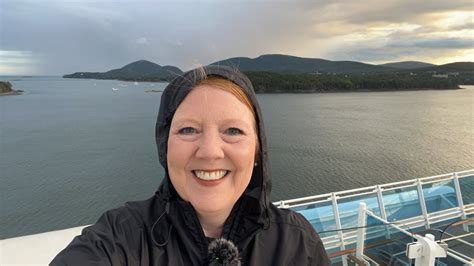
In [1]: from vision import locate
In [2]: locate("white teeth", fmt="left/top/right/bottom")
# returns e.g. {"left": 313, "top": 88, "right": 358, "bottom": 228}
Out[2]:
{"left": 194, "top": 170, "right": 228, "bottom": 180}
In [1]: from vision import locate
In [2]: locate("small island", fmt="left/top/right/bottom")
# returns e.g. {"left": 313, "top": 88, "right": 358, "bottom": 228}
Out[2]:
{"left": 0, "top": 81, "right": 23, "bottom": 96}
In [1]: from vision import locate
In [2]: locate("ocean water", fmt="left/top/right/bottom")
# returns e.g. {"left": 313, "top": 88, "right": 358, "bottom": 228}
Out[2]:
{"left": 1, "top": 77, "right": 473, "bottom": 239}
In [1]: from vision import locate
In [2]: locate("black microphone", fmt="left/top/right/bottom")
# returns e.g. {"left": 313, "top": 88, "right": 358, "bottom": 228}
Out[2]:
{"left": 207, "top": 238, "right": 241, "bottom": 266}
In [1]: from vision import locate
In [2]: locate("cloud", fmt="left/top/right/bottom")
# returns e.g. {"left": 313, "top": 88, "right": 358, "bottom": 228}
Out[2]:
{"left": 306, "top": 0, "right": 473, "bottom": 25}
{"left": 326, "top": 36, "right": 474, "bottom": 64}
{"left": 305, "top": 1, "right": 474, "bottom": 64}
{"left": 1, "top": 0, "right": 473, "bottom": 75}
{"left": 447, "top": 20, "right": 474, "bottom": 31}
{"left": 135, "top": 37, "right": 148, "bottom": 45}
{"left": 391, "top": 38, "right": 473, "bottom": 49}
{"left": 0, "top": 50, "right": 39, "bottom": 75}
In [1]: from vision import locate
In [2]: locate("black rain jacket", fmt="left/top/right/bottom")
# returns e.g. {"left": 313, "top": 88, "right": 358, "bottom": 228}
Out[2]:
{"left": 51, "top": 65, "right": 330, "bottom": 265}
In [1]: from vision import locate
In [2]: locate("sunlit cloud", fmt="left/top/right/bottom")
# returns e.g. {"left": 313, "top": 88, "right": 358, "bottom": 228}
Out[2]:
{"left": 0, "top": 50, "right": 39, "bottom": 75}
{"left": 431, "top": 11, "right": 473, "bottom": 30}
{"left": 305, "top": 3, "right": 473, "bottom": 64}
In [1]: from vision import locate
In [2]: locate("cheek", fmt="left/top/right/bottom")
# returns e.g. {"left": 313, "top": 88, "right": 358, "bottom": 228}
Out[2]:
{"left": 231, "top": 140, "right": 257, "bottom": 181}
{"left": 167, "top": 137, "right": 192, "bottom": 199}
{"left": 167, "top": 137, "right": 192, "bottom": 164}
{"left": 167, "top": 138, "right": 180, "bottom": 168}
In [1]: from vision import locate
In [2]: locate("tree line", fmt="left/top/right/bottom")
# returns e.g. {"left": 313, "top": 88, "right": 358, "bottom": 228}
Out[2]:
{"left": 244, "top": 72, "right": 464, "bottom": 93}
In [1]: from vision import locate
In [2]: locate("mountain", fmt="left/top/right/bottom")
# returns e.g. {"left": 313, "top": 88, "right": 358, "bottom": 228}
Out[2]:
{"left": 62, "top": 56, "right": 473, "bottom": 84}
{"left": 379, "top": 61, "right": 436, "bottom": 69}
{"left": 63, "top": 60, "right": 182, "bottom": 81}
{"left": 211, "top": 54, "right": 390, "bottom": 74}
{"left": 417, "top": 62, "right": 474, "bottom": 72}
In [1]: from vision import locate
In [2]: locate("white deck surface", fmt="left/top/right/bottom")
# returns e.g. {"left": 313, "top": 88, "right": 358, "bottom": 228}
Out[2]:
{"left": 1, "top": 226, "right": 87, "bottom": 265}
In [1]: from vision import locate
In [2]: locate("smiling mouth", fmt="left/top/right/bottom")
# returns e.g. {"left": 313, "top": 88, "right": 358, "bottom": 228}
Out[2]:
{"left": 193, "top": 170, "right": 229, "bottom": 181}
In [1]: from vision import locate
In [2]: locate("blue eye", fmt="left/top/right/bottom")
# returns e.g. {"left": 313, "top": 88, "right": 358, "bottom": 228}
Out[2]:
{"left": 178, "top": 127, "right": 197, "bottom": 135}
{"left": 225, "top": 128, "right": 243, "bottom": 136}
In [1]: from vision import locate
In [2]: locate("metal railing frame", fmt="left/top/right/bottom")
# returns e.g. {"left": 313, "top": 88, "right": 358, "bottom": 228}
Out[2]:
{"left": 274, "top": 170, "right": 474, "bottom": 264}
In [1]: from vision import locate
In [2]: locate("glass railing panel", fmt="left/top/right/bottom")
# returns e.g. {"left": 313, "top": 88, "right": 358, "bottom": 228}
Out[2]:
{"left": 430, "top": 217, "right": 462, "bottom": 236}
{"left": 291, "top": 200, "right": 337, "bottom": 238}
{"left": 459, "top": 175, "right": 474, "bottom": 205}
{"left": 364, "top": 217, "right": 472, "bottom": 266}
{"left": 363, "top": 222, "right": 413, "bottom": 265}
{"left": 337, "top": 193, "right": 380, "bottom": 230}
{"left": 362, "top": 214, "right": 431, "bottom": 265}
{"left": 382, "top": 186, "right": 422, "bottom": 221}
{"left": 327, "top": 247, "right": 344, "bottom": 265}
{"left": 422, "top": 180, "right": 458, "bottom": 213}
{"left": 435, "top": 257, "right": 463, "bottom": 266}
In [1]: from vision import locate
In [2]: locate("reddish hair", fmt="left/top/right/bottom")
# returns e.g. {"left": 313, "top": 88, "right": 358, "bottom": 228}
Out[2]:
{"left": 196, "top": 76, "right": 260, "bottom": 153}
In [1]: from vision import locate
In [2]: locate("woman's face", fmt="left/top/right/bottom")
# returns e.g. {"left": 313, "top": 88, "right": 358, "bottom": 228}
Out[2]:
{"left": 167, "top": 84, "right": 257, "bottom": 215}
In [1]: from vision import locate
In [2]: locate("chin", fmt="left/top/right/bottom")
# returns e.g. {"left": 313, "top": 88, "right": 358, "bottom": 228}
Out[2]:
{"left": 192, "top": 198, "right": 232, "bottom": 214}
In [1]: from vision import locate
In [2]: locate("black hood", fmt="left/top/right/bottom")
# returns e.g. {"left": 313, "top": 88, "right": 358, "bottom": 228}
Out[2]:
{"left": 155, "top": 65, "right": 271, "bottom": 224}
{"left": 51, "top": 67, "right": 331, "bottom": 263}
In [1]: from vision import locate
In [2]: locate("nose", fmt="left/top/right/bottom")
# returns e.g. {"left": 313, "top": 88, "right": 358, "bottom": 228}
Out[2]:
{"left": 195, "top": 130, "right": 225, "bottom": 160}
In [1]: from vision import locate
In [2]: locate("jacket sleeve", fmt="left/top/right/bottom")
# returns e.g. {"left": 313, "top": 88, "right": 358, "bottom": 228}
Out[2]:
{"left": 50, "top": 208, "right": 142, "bottom": 266}
{"left": 312, "top": 234, "right": 331, "bottom": 266}
{"left": 295, "top": 212, "right": 331, "bottom": 266}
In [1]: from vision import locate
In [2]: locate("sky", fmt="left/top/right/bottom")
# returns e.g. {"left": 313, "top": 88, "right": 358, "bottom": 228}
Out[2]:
{"left": 1, "top": 0, "right": 473, "bottom": 75}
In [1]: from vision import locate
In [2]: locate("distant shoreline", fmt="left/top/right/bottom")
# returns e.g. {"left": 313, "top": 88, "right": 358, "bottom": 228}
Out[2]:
{"left": 2, "top": 76, "right": 469, "bottom": 95}
{"left": 63, "top": 77, "right": 170, "bottom": 84}
{"left": 0, "top": 91, "right": 23, "bottom": 96}
{"left": 60, "top": 76, "right": 465, "bottom": 93}
{"left": 253, "top": 86, "right": 464, "bottom": 94}
{"left": 0, "top": 80, "right": 23, "bottom": 96}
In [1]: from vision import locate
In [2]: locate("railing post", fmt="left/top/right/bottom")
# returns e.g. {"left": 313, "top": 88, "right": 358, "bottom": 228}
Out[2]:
{"left": 452, "top": 172, "right": 468, "bottom": 231}
{"left": 375, "top": 185, "right": 387, "bottom": 221}
{"left": 331, "top": 193, "right": 348, "bottom": 266}
{"left": 416, "top": 178, "right": 430, "bottom": 229}
{"left": 375, "top": 185, "right": 391, "bottom": 239}
{"left": 356, "top": 202, "right": 367, "bottom": 260}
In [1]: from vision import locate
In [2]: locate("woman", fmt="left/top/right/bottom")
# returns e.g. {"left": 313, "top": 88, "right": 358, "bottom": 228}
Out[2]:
{"left": 51, "top": 65, "right": 330, "bottom": 265}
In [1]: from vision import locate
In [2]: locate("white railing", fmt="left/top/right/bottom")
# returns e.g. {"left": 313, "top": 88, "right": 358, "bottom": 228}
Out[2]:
{"left": 274, "top": 170, "right": 473, "bottom": 264}
{"left": 355, "top": 202, "right": 472, "bottom": 265}
{"left": 274, "top": 169, "right": 474, "bottom": 208}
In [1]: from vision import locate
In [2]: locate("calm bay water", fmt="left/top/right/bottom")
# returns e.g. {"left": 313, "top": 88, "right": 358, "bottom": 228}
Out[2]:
{"left": 1, "top": 77, "right": 473, "bottom": 239}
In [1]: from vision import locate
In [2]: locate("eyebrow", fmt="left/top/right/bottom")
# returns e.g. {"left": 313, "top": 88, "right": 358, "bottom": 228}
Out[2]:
{"left": 220, "top": 118, "right": 252, "bottom": 125}
{"left": 171, "top": 117, "right": 200, "bottom": 124}
{"left": 171, "top": 118, "right": 253, "bottom": 127}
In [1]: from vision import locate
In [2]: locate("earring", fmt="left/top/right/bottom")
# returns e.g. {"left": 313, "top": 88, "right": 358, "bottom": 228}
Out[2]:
{"left": 254, "top": 162, "right": 258, "bottom": 167}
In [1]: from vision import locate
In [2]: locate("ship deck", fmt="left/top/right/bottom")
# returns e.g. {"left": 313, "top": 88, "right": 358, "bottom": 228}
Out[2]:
{"left": 1, "top": 170, "right": 473, "bottom": 265}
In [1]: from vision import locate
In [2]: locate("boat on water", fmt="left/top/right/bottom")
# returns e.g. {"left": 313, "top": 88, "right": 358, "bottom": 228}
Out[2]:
{"left": 1, "top": 170, "right": 473, "bottom": 265}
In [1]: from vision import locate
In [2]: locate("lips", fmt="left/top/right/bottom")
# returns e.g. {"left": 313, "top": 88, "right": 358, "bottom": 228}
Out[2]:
{"left": 193, "top": 170, "right": 228, "bottom": 180}
{"left": 192, "top": 170, "right": 230, "bottom": 187}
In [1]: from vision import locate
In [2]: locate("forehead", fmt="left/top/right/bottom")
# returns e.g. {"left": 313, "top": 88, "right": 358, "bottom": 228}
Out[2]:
{"left": 173, "top": 85, "right": 254, "bottom": 123}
